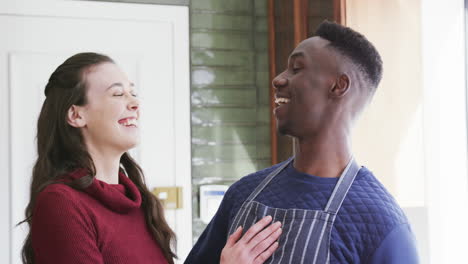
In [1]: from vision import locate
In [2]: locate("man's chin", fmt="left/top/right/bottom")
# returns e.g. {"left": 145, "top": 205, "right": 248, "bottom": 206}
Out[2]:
{"left": 277, "top": 125, "right": 292, "bottom": 137}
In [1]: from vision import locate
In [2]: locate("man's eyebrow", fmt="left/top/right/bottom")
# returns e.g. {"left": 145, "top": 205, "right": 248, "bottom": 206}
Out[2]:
{"left": 289, "top": 51, "right": 305, "bottom": 60}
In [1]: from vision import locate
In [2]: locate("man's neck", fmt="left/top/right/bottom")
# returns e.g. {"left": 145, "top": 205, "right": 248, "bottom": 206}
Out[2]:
{"left": 293, "top": 132, "right": 352, "bottom": 178}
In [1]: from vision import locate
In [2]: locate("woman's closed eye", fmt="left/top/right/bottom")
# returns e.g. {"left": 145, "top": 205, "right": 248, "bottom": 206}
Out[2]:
{"left": 113, "top": 92, "right": 137, "bottom": 97}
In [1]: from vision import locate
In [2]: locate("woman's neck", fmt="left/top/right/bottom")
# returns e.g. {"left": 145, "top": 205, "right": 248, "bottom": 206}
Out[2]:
{"left": 87, "top": 145, "right": 122, "bottom": 184}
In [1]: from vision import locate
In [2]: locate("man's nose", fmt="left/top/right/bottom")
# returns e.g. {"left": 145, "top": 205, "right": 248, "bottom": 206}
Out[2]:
{"left": 272, "top": 75, "right": 288, "bottom": 90}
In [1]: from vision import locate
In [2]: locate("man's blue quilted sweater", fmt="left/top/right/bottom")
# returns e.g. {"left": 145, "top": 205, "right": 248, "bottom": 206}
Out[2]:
{"left": 185, "top": 160, "right": 419, "bottom": 264}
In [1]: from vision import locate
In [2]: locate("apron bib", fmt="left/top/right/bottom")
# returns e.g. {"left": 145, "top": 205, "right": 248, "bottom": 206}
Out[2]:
{"left": 228, "top": 158, "right": 361, "bottom": 264}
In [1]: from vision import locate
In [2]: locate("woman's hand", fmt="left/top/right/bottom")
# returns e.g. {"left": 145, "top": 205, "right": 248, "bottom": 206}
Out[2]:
{"left": 220, "top": 215, "right": 282, "bottom": 264}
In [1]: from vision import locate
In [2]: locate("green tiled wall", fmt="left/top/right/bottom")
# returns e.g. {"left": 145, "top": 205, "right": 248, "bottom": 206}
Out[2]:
{"left": 192, "top": 50, "right": 255, "bottom": 66}
{"left": 190, "top": 0, "right": 271, "bottom": 242}
{"left": 191, "top": 0, "right": 252, "bottom": 13}
{"left": 192, "top": 32, "right": 253, "bottom": 50}
{"left": 191, "top": 14, "right": 254, "bottom": 30}
{"left": 192, "top": 67, "right": 255, "bottom": 86}
{"left": 86, "top": 0, "right": 188, "bottom": 5}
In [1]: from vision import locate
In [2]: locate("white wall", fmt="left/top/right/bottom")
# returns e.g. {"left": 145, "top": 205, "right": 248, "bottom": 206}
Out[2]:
{"left": 347, "top": 0, "right": 468, "bottom": 262}
{"left": 421, "top": 0, "right": 468, "bottom": 263}
{"left": 346, "top": 0, "right": 428, "bottom": 261}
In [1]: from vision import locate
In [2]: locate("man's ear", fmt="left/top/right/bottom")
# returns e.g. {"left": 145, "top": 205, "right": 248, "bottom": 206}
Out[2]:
{"left": 330, "top": 74, "right": 350, "bottom": 98}
{"left": 67, "top": 105, "right": 86, "bottom": 128}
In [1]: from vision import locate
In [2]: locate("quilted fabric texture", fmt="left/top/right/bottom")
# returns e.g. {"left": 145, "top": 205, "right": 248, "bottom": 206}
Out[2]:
{"left": 226, "top": 160, "right": 408, "bottom": 263}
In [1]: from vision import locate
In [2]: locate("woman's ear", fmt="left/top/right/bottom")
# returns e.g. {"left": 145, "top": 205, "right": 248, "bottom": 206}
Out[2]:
{"left": 67, "top": 105, "right": 86, "bottom": 128}
{"left": 330, "top": 74, "right": 350, "bottom": 98}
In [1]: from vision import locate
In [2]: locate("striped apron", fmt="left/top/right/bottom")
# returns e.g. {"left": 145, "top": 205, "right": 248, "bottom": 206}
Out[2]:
{"left": 228, "top": 157, "right": 361, "bottom": 264}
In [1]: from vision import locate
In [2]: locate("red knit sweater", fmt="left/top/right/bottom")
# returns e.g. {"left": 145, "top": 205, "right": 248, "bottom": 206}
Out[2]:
{"left": 32, "top": 169, "right": 169, "bottom": 264}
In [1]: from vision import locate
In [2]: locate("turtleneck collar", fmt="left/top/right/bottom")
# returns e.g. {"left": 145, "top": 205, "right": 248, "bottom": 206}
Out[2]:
{"left": 65, "top": 168, "right": 142, "bottom": 214}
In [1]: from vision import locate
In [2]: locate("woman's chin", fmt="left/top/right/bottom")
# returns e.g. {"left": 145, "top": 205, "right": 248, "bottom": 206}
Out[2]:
{"left": 119, "top": 138, "right": 140, "bottom": 153}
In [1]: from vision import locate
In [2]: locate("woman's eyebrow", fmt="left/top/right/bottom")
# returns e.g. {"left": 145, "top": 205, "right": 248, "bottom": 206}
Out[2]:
{"left": 106, "top": 82, "right": 135, "bottom": 90}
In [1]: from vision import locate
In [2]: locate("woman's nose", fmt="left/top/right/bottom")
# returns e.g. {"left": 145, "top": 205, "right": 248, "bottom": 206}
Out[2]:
{"left": 128, "top": 96, "right": 139, "bottom": 111}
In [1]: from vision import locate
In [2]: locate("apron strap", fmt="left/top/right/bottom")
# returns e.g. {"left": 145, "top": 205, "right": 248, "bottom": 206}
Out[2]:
{"left": 228, "top": 157, "right": 293, "bottom": 235}
{"left": 324, "top": 157, "right": 361, "bottom": 215}
{"left": 244, "top": 157, "right": 293, "bottom": 203}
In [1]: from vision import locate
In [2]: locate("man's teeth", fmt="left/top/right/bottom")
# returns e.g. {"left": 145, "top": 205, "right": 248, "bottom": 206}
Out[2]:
{"left": 275, "top": 98, "right": 290, "bottom": 104}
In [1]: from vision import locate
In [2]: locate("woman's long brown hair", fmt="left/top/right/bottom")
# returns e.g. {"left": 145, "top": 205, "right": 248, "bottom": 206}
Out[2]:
{"left": 20, "top": 52, "right": 176, "bottom": 263}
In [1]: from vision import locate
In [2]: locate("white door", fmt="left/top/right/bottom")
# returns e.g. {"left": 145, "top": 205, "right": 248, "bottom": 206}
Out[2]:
{"left": 0, "top": 0, "right": 192, "bottom": 263}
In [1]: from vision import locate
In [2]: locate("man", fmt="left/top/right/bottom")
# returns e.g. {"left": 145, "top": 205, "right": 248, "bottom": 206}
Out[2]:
{"left": 185, "top": 21, "right": 419, "bottom": 264}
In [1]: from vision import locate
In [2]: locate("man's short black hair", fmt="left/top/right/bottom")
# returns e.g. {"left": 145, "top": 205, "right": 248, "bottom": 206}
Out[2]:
{"left": 315, "top": 20, "right": 383, "bottom": 93}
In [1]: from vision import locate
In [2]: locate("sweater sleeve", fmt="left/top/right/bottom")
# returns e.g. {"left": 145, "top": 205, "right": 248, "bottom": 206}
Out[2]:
{"left": 32, "top": 187, "right": 104, "bottom": 264}
{"left": 367, "top": 223, "right": 420, "bottom": 264}
{"left": 184, "top": 188, "right": 235, "bottom": 264}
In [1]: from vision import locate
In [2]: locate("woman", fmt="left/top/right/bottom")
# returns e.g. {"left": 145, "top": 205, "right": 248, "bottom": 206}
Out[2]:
{"left": 20, "top": 52, "right": 281, "bottom": 264}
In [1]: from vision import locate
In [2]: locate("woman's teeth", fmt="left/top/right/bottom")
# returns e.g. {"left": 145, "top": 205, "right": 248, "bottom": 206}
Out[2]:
{"left": 275, "top": 97, "right": 290, "bottom": 105}
{"left": 119, "top": 118, "right": 137, "bottom": 127}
